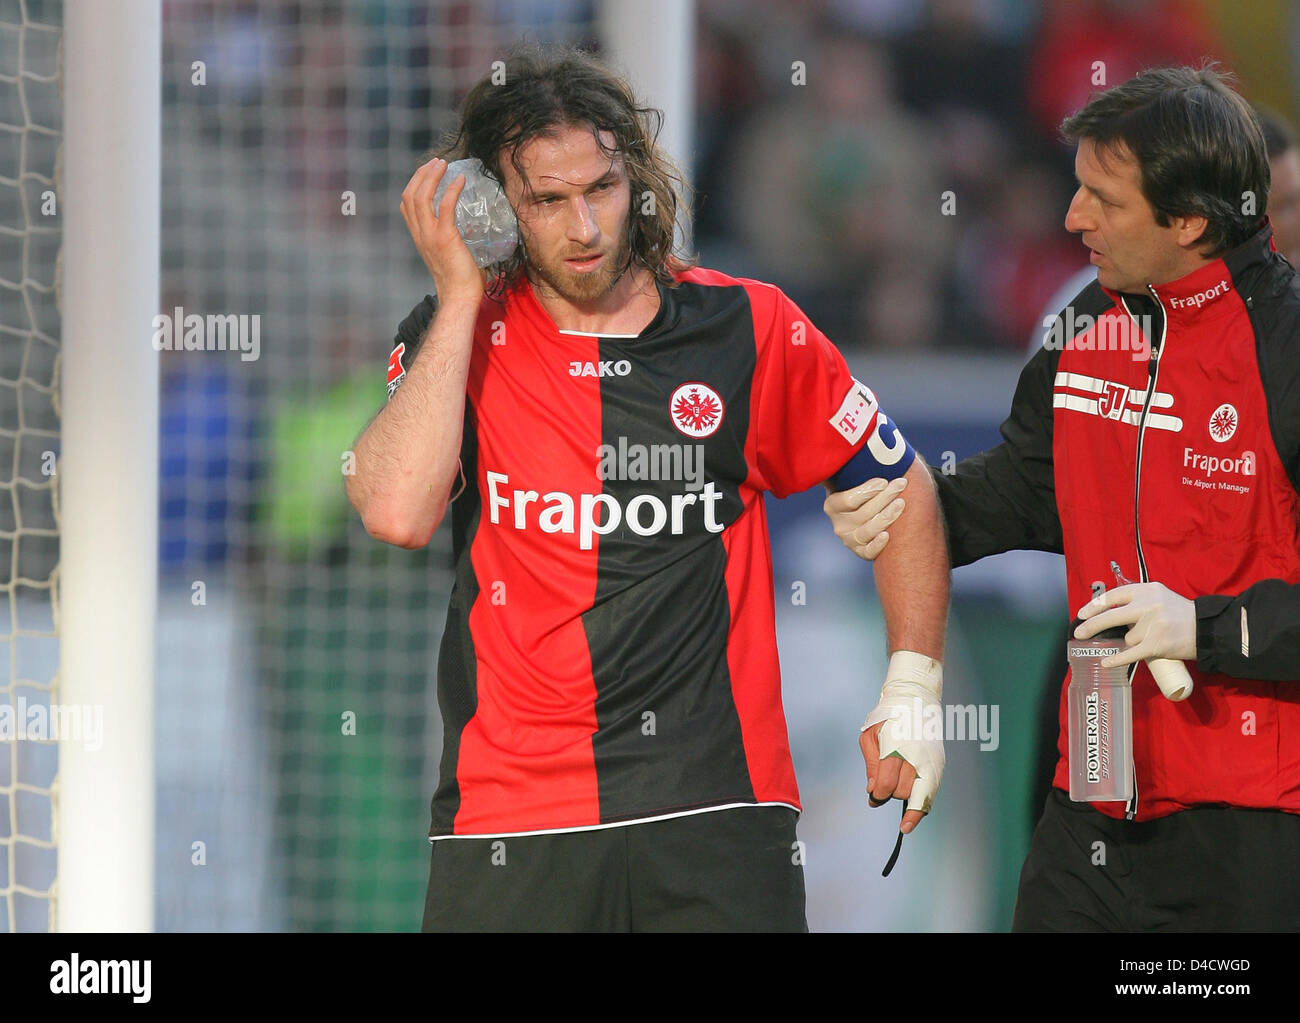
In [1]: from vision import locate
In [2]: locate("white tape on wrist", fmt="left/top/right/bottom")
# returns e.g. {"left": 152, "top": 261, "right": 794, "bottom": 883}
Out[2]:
{"left": 861, "top": 650, "right": 945, "bottom": 815}
{"left": 862, "top": 651, "right": 943, "bottom": 725}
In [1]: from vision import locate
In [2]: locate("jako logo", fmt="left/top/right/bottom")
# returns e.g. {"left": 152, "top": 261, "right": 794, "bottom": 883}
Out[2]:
{"left": 570, "top": 360, "right": 631, "bottom": 378}
{"left": 1168, "top": 279, "right": 1231, "bottom": 310}
{"left": 1208, "top": 403, "right": 1238, "bottom": 442}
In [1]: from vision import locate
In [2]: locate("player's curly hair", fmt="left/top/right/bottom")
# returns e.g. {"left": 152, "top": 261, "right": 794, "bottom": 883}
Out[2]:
{"left": 436, "top": 43, "right": 696, "bottom": 295}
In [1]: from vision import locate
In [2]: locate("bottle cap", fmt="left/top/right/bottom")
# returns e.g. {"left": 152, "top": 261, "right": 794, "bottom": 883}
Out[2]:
{"left": 1068, "top": 617, "right": 1127, "bottom": 643}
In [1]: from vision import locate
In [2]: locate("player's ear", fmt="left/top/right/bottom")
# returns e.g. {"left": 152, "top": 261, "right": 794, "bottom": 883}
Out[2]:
{"left": 1176, "top": 213, "right": 1210, "bottom": 251}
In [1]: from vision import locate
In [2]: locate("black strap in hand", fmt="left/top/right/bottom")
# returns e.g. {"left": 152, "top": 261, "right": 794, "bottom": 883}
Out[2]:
{"left": 881, "top": 803, "right": 906, "bottom": 877}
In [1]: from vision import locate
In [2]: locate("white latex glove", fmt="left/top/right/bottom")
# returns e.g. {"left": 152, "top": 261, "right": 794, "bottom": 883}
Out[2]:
{"left": 822, "top": 476, "right": 908, "bottom": 561}
{"left": 861, "top": 651, "right": 945, "bottom": 832}
{"left": 1075, "top": 582, "right": 1196, "bottom": 666}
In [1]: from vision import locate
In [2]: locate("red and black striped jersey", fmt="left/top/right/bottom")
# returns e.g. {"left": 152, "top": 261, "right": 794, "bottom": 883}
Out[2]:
{"left": 387, "top": 267, "right": 914, "bottom": 837}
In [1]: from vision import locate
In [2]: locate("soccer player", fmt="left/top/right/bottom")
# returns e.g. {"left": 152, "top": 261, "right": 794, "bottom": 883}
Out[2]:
{"left": 826, "top": 66, "right": 1300, "bottom": 931}
{"left": 345, "top": 46, "right": 950, "bottom": 932}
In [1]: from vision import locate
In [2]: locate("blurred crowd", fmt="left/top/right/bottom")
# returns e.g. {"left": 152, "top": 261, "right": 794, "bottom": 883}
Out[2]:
{"left": 694, "top": 0, "right": 1252, "bottom": 352}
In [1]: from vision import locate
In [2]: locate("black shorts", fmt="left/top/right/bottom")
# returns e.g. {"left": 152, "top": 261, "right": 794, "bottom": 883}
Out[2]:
{"left": 1013, "top": 788, "right": 1300, "bottom": 931}
{"left": 421, "top": 805, "right": 807, "bottom": 932}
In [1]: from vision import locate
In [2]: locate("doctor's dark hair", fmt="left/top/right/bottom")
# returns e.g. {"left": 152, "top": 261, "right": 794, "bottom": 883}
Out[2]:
{"left": 437, "top": 43, "right": 695, "bottom": 294}
{"left": 1061, "top": 65, "right": 1269, "bottom": 256}
{"left": 1256, "top": 106, "right": 1296, "bottom": 159}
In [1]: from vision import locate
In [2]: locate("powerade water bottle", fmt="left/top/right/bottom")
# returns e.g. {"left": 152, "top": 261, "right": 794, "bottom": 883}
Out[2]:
{"left": 1067, "top": 622, "right": 1134, "bottom": 802}
{"left": 431, "top": 158, "right": 518, "bottom": 269}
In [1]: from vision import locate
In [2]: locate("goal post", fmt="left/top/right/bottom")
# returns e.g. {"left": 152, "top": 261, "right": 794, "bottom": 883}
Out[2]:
{"left": 597, "top": 0, "right": 696, "bottom": 250}
{"left": 57, "top": 0, "right": 160, "bottom": 932}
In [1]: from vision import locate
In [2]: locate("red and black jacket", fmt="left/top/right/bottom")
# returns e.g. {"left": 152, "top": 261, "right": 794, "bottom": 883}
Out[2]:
{"left": 935, "top": 223, "right": 1300, "bottom": 821}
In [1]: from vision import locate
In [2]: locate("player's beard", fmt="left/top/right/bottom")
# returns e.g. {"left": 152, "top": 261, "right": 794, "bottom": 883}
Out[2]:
{"left": 525, "top": 230, "right": 633, "bottom": 305}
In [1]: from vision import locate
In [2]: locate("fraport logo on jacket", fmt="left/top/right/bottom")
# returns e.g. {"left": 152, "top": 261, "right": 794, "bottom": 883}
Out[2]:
{"left": 1168, "top": 279, "right": 1232, "bottom": 310}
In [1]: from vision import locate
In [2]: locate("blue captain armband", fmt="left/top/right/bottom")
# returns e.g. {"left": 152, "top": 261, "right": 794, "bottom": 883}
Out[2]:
{"left": 826, "top": 410, "right": 916, "bottom": 491}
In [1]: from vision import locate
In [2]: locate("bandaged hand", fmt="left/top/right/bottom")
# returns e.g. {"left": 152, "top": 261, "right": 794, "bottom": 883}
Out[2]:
{"left": 861, "top": 650, "right": 945, "bottom": 833}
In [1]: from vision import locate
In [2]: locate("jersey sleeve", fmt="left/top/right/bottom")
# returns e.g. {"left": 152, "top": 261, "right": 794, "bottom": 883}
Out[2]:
{"left": 749, "top": 285, "right": 916, "bottom": 499}
{"left": 385, "top": 293, "right": 438, "bottom": 400}
{"left": 931, "top": 341, "right": 1064, "bottom": 567}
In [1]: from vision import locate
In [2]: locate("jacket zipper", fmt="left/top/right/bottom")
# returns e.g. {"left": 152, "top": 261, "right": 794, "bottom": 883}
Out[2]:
{"left": 1120, "top": 286, "right": 1169, "bottom": 819}
{"left": 1133, "top": 286, "right": 1168, "bottom": 587}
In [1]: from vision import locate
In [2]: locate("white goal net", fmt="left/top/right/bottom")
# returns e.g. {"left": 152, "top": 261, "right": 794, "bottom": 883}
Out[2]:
{"left": 0, "top": 0, "right": 61, "bottom": 934}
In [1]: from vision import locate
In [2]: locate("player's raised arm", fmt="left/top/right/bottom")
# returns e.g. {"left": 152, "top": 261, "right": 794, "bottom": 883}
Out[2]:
{"left": 346, "top": 158, "right": 485, "bottom": 548}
